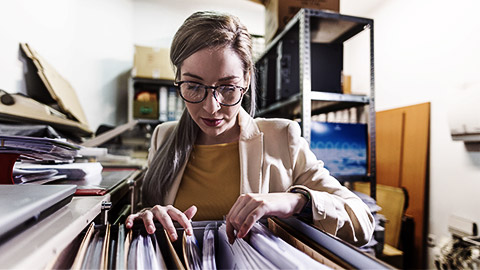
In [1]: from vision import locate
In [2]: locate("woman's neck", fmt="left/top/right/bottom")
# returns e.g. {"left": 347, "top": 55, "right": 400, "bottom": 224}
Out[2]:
{"left": 196, "top": 124, "right": 241, "bottom": 145}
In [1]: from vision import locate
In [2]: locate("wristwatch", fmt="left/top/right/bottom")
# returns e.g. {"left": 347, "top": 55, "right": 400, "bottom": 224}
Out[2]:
{"left": 290, "top": 187, "right": 311, "bottom": 201}
{"left": 290, "top": 188, "right": 313, "bottom": 219}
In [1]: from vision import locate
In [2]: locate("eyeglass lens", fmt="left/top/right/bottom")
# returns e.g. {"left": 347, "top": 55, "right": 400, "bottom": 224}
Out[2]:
{"left": 179, "top": 82, "right": 242, "bottom": 105}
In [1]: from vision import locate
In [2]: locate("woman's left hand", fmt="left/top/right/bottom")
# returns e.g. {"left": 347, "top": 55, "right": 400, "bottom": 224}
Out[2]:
{"left": 225, "top": 192, "right": 307, "bottom": 244}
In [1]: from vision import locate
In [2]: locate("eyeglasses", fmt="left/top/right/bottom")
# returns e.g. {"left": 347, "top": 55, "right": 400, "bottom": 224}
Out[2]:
{"left": 174, "top": 81, "right": 246, "bottom": 106}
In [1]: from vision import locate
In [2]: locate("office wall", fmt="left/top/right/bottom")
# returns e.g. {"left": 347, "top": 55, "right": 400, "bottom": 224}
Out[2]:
{"left": 342, "top": 0, "right": 480, "bottom": 268}
{"left": 0, "top": 0, "right": 264, "bottom": 132}
{"left": 0, "top": 0, "right": 134, "bottom": 132}
{"left": 132, "top": 0, "right": 265, "bottom": 48}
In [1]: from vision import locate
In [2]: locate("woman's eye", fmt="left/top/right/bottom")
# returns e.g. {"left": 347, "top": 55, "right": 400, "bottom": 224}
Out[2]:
{"left": 186, "top": 83, "right": 200, "bottom": 90}
{"left": 221, "top": 85, "right": 236, "bottom": 92}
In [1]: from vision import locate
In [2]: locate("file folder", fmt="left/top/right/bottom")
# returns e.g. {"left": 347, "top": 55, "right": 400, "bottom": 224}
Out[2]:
{"left": 50, "top": 218, "right": 393, "bottom": 270}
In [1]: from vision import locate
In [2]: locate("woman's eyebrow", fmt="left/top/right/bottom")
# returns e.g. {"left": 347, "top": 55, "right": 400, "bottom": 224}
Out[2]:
{"left": 182, "top": 72, "right": 203, "bottom": 80}
{"left": 182, "top": 73, "right": 240, "bottom": 82}
{"left": 218, "top": 75, "right": 240, "bottom": 82}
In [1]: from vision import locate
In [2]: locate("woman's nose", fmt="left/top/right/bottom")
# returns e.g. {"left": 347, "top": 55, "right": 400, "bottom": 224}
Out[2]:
{"left": 202, "top": 90, "right": 221, "bottom": 114}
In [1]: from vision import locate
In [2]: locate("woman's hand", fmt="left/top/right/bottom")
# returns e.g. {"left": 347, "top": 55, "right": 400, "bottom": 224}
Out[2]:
{"left": 125, "top": 205, "right": 197, "bottom": 242}
{"left": 225, "top": 192, "right": 307, "bottom": 244}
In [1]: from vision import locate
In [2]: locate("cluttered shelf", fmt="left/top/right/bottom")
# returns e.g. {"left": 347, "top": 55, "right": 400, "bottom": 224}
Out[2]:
{"left": 257, "top": 92, "right": 370, "bottom": 117}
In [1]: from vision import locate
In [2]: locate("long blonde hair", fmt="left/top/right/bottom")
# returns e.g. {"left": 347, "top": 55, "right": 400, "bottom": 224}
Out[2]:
{"left": 142, "top": 11, "right": 257, "bottom": 206}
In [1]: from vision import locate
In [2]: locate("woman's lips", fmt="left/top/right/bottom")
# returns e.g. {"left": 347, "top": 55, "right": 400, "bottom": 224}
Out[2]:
{"left": 201, "top": 118, "right": 222, "bottom": 127}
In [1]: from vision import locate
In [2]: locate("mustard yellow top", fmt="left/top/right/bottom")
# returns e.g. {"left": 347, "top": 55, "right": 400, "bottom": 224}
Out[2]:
{"left": 173, "top": 141, "right": 240, "bottom": 221}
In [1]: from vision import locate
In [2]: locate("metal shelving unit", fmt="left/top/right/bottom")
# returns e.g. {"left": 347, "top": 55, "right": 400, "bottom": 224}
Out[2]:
{"left": 255, "top": 9, "right": 376, "bottom": 198}
{"left": 127, "top": 77, "right": 176, "bottom": 124}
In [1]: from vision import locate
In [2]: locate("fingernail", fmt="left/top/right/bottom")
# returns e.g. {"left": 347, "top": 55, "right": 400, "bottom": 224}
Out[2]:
{"left": 126, "top": 222, "right": 131, "bottom": 227}
{"left": 171, "top": 233, "right": 177, "bottom": 241}
{"left": 148, "top": 225, "right": 155, "bottom": 233}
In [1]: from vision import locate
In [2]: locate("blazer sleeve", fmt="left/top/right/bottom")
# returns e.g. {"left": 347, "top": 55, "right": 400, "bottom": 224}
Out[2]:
{"left": 285, "top": 121, "right": 375, "bottom": 246}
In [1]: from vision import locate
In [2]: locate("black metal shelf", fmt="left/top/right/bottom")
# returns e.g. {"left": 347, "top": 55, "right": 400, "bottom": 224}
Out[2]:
{"left": 254, "top": 8, "right": 376, "bottom": 198}
{"left": 257, "top": 9, "right": 373, "bottom": 61}
{"left": 258, "top": 92, "right": 369, "bottom": 117}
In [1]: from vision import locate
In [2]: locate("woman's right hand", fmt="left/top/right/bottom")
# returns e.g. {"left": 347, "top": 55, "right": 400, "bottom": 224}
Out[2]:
{"left": 125, "top": 205, "right": 197, "bottom": 242}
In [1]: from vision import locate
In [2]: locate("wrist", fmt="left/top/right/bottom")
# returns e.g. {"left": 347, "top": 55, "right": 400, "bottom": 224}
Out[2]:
{"left": 290, "top": 188, "right": 311, "bottom": 215}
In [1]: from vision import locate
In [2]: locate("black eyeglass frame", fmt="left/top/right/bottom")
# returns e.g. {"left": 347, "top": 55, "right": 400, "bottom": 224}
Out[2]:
{"left": 174, "top": 81, "right": 247, "bottom": 106}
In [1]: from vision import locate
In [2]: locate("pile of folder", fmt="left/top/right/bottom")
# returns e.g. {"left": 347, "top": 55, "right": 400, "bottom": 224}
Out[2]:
{"left": 49, "top": 219, "right": 346, "bottom": 270}
{"left": 0, "top": 135, "right": 79, "bottom": 161}
{"left": 12, "top": 162, "right": 103, "bottom": 185}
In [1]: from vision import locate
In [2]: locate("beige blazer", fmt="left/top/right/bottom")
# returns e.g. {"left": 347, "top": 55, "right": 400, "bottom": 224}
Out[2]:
{"left": 147, "top": 108, "right": 375, "bottom": 246}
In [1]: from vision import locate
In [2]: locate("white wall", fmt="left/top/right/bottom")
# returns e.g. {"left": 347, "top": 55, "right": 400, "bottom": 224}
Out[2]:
{"left": 132, "top": 0, "right": 264, "bottom": 48}
{"left": 0, "top": 0, "right": 134, "bottom": 131}
{"left": 0, "top": 0, "right": 264, "bottom": 132}
{"left": 342, "top": 0, "right": 480, "bottom": 267}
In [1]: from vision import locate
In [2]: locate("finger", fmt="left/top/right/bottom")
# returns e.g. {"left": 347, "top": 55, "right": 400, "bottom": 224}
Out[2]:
{"left": 184, "top": 205, "right": 197, "bottom": 220}
{"left": 166, "top": 206, "right": 194, "bottom": 236}
{"left": 226, "top": 196, "right": 249, "bottom": 244}
{"left": 125, "top": 213, "right": 139, "bottom": 228}
{"left": 237, "top": 205, "right": 266, "bottom": 239}
{"left": 226, "top": 218, "right": 237, "bottom": 244}
{"left": 230, "top": 195, "right": 261, "bottom": 232}
{"left": 139, "top": 210, "right": 157, "bottom": 234}
{"left": 151, "top": 206, "right": 178, "bottom": 241}
{"left": 226, "top": 195, "right": 249, "bottom": 230}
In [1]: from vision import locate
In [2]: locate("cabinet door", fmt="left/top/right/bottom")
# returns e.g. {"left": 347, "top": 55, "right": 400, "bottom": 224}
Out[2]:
{"left": 376, "top": 102, "right": 430, "bottom": 269}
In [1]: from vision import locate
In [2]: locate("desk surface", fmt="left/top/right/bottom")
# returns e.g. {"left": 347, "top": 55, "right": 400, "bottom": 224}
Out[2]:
{"left": 0, "top": 195, "right": 109, "bottom": 269}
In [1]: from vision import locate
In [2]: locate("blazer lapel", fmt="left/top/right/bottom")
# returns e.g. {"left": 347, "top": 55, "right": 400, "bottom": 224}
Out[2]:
{"left": 238, "top": 109, "right": 264, "bottom": 194}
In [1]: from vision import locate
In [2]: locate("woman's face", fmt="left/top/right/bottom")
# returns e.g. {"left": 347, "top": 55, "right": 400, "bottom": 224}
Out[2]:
{"left": 180, "top": 46, "right": 248, "bottom": 145}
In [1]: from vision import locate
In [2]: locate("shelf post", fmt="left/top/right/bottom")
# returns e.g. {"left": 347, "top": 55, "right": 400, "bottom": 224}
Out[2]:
{"left": 368, "top": 21, "right": 377, "bottom": 200}
{"left": 299, "top": 9, "right": 312, "bottom": 144}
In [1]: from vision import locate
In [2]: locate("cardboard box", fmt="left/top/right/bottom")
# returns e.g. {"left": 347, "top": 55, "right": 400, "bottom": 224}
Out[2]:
{"left": 258, "top": 0, "right": 340, "bottom": 43}
{"left": 19, "top": 43, "right": 92, "bottom": 135}
{"left": 132, "top": 45, "right": 175, "bottom": 80}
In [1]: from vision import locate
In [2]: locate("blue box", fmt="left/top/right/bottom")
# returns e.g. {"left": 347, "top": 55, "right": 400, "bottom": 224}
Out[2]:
{"left": 310, "top": 122, "right": 367, "bottom": 176}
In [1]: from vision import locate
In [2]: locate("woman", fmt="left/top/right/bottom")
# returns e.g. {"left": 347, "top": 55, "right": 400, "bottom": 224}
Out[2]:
{"left": 126, "top": 11, "right": 374, "bottom": 246}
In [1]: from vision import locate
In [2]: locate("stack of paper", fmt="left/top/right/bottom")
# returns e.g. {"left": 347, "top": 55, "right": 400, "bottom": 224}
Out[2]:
{"left": 12, "top": 168, "right": 66, "bottom": 184}
{"left": 201, "top": 223, "right": 217, "bottom": 270}
{"left": 0, "top": 135, "right": 80, "bottom": 161}
{"left": 11, "top": 162, "right": 102, "bottom": 185}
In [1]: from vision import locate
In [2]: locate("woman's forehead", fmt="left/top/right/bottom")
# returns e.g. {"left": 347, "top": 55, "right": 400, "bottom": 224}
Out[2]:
{"left": 180, "top": 47, "right": 244, "bottom": 81}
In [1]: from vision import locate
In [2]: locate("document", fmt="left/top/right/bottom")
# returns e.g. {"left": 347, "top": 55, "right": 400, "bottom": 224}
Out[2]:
{"left": 250, "top": 222, "right": 332, "bottom": 270}
{"left": 14, "top": 162, "right": 103, "bottom": 180}
{"left": 100, "top": 224, "right": 110, "bottom": 270}
{"left": 0, "top": 135, "right": 79, "bottom": 160}
{"left": 81, "top": 227, "right": 106, "bottom": 270}
{"left": 127, "top": 232, "right": 139, "bottom": 270}
{"left": 164, "top": 229, "right": 185, "bottom": 270}
{"left": 115, "top": 225, "right": 126, "bottom": 270}
{"left": 152, "top": 233, "right": 168, "bottom": 270}
{"left": 268, "top": 218, "right": 341, "bottom": 269}
{"left": 12, "top": 168, "right": 61, "bottom": 184}
{"left": 71, "top": 223, "right": 95, "bottom": 270}
{"left": 183, "top": 231, "right": 202, "bottom": 270}
{"left": 202, "top": 223, "right": 217, "bottom": 270}
{"left": 217, "top": 223, "right": 277, "bottom": 269}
